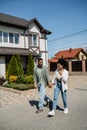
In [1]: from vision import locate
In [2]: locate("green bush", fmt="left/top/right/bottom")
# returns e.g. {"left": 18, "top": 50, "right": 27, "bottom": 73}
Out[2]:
{"left": 3, "top": 83, "right": 34, "bottom": 91}
{"left": 16, "top": 76, "right": 25, "bottom": 84}
{"left": 3, "top": 83, "right": 14, "bottom": 88}
{"left": 7, "top": 56, "right": 19, "bottom": 78}
{"left": 15, "top": 54, "right": 24, "bottom": 76}
{"left": 12, "top": 83, "right": 34, "bottom": 91}
{"left": 27, "top": 54, "right": 34, "bottom": 75}
{"left": 3, "top": 75, "right": 34, "bottom": 91}
{"left": 24, "top": 75, "right": 34, "bottom": 84}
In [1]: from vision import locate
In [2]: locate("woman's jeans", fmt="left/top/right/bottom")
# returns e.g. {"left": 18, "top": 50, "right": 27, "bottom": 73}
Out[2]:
{"left": 38, "top": 83, "right": 50, "bottom": 109}
{"left": 53, "top": 82, "right": 68, "bottom": 110}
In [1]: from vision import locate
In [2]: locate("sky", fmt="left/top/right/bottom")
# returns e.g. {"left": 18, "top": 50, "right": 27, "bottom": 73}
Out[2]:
{"left": 0, "top": 0, "right": 87, "bottom": 58}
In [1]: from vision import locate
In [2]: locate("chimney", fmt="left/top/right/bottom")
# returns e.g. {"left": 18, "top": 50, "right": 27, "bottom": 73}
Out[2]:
{"left": 69, "top": 48, "right": 72, "bottom": 52}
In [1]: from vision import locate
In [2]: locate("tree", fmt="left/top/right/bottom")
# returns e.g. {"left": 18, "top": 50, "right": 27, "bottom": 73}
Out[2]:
{"left": 27, "top": 54, "right": 34, "bottom": 75}
{"left": 15, "top": 54, "right": 24, "bottom": 76}
{"left": 7, "top": 56, "right": 19, "bottom": 77}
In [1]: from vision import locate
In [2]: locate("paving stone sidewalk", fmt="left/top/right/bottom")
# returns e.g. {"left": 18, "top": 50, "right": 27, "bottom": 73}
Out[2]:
{"left": 0, "top": 75, "right": 87, "bottom": 130}
{"left": 0, "top": 75, "right": 87, "bottom": 107}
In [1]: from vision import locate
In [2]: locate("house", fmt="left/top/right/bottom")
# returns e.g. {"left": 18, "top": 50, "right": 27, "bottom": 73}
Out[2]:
{"left": 83, "top": 47, "right": 87, "bottom": 53}
{"left": 0, "top": 13, "right": 51, "bottom": 78}
{"left": 48, "top": 48, "right": 87, "bottom": 72}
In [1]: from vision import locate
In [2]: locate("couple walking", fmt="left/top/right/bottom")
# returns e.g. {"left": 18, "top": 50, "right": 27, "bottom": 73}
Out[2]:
{"left": 33, "top": 58, "right": 69, "bottom": 116}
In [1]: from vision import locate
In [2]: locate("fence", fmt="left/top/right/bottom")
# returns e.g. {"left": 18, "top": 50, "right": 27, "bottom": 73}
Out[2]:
{"left": 86, "top": 60, "right": 87, "bottom": 71}
{"left": 72, "top": 61, "right": 82, "bottom": 71}
{"left": 49, "top": 60, "right": 87, "bottom": 73}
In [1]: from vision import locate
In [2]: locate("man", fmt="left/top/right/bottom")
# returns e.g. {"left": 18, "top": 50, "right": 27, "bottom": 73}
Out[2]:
{"left": 33, "top": 58, "right": 52, "bottom": 113}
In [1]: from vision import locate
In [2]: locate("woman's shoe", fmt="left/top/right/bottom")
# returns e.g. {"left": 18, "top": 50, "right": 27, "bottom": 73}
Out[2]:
{"left": 64, "top": 108, "right": 68, "bottom": 114}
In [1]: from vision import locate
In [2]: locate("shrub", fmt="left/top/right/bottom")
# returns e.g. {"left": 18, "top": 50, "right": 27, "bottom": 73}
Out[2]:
{"left": 24, "top": 75, "right": 34, "bottom": 84}
{"left": 7, "top": 56, "right": 19, "bottom": 78}
{"left": 16, "top": 76, "right": 25, "bottom": 84}
{"left": 3, "top": 83, "right": 13, "bottom": 88}
{"left": 27, "top": 54, "right": 34, "bottom": 75}
{"left": 12, "top": 84, "right": 34, "bottom": 91}
{"left": 3, "top": 83, "right": 34, "bottom": 91}
{"left": 9, "top": 75, "right": 17, "bottom": 83}
{"left": 15, "top": 55, "right": 24, "bottom": 76}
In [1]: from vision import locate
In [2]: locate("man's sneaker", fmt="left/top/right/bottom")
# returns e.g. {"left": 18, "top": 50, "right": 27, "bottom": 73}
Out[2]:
{"left": 48, "top": 110, "right": 55, "bottom": 116}
{"left": 44, "top": 100, "right": 52, "bottom": 108}
{"left": 64, "top": 108, "right": 68, "bottom": 114}
{"left": 36, "top": 109, "right": 43, "bottom": 114}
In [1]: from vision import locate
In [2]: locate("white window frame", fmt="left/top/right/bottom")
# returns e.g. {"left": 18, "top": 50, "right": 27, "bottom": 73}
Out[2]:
{"left": 29, "top": 33, "right": 38, "bottom": 46}
{"left": 3, "top": 32, "right": 8, "bottom": 43}
{"left": 14, "top": 33, "right": 19, "bottom": 44}
{"left": 9, "top": 32, "right": 14, "bottom": 43}
{"left": 0, "top": 31, "right": 19, "bottom": 44}
{"left": 0, "top": 31, "right": 2, "bottom": 42}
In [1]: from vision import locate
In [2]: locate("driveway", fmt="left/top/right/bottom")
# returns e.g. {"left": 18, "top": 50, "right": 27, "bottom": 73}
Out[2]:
{"left": 0, "top": 75, "right": 87, "bottom": 130}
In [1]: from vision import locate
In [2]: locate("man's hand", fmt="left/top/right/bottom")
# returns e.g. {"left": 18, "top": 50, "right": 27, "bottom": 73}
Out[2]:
{"left": 34, "top": 82, "right": 37, "bottom": 89}
{"left": 48, "top": 82, "right": 52, "bottom": 88}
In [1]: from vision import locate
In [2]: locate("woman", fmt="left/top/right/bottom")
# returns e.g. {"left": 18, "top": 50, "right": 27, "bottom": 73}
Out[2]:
{"left": 48, "top": 58, "right": 69, "bottom": 116}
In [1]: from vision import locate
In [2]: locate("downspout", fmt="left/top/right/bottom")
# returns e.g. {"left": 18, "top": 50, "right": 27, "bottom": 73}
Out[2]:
{"left": 24, "top": 30, "right": 26, "bottom": 48}
{"left": 27, "top": 29, "right": 30, "bottom": 53}
{"left": 45, "top": 36, "right": 47, "bottom": 67}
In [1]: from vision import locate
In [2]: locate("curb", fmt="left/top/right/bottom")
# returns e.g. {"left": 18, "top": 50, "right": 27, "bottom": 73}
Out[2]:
{"left": 0, "top": 86, "right": 22, "bottom": 94}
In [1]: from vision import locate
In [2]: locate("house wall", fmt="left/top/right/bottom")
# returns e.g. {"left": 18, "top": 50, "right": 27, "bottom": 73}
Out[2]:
{"left": 39, "top": 38, "right": 48, "bottom": 66}
{"left": 69, "top": 60, "right": 87, "bottom": 74}
{"left": 29, "top": 23, "right": 41, "bottom": 37}
{"left": 0, "top": 23, "right": 49, "bottom": 77}
{"left": 29, "top": 23, "right": 48, "bottom": 66}
{"left": 0, "top": 25, "right": 27, "bottom": 48}
{"left": 78, "top": 51, "right": 86, "bottom": 60}
{"left": 0, "top": 56, "right": 5, "bottom": 78}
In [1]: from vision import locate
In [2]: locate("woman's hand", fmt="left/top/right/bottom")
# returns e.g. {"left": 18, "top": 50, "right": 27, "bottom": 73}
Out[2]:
{"left": 59, "top": 70, "right": 63, "bottom": 76}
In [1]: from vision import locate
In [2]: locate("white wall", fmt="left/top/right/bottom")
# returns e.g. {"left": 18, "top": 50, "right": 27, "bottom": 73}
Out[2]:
{"left": 39, "top": 39, "right": 48, "bottom": 66}
{"left": 79, "top": 51, "right": 87, "bottom": 60}
{"left": 0, "top": 25, "right": 27, "bottom": 48}
{"left": 29, "top": 23, "right": 48, "bottom": 66}
{"left": 29, "top": 23, "right": 40, "bottom": 35}
{"left": 0, "top": 23, "right": 49, "bottom": 68}
{"left": 0, "top": 56, "right": 5, "bottom": 78}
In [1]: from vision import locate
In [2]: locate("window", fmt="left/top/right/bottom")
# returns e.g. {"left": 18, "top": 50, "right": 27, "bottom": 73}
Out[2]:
{"left": 15, "top": 34, "right": 19, "bottom": 44}
{"left": 30, "top": 34, "right": 32, "bottom": 45}
{"left": 9, "top": 33, "right": 13, "bottom": 43}
{"left": 30, "top": 34, "right": 37, "bottom": 46}
{"left": 0, "top": 31, "right": 19, "bottom": 44}
{"left": 33, "top": 34, "right": 37, "bottom": 46}
{"left": 81, "top": 55, "right": 84, "bottom": 60}
{"left": 3, "top": 32, "right": 8, "bottom": 42}
{"left": 0, "top": 31, "right": 2, "bottom": 42}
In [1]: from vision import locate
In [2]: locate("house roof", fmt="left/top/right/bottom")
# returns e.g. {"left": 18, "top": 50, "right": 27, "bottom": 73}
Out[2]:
{"left": 0, "top": 13, "right": 51, "bottom": 34}
{"left": 48, "top": 57, "right": 58, "bottom": 63}
{"left": 26, "top": 18, "right": 51, "bottom": 34}
{"left": 0, "top": 47, "right": 37, "bottom": 56}
{"left": 0, "top": 13, "right": 28, "bottom": 29}
{"left": 49, "top": 48, "right": 87, "bottom": 62}
{"left": 55, "top": 48, "right": 87, "bottom": 59}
